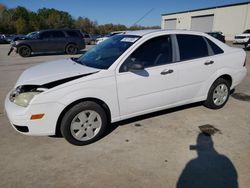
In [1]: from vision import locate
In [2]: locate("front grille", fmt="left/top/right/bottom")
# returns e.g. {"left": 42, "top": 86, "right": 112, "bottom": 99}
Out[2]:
{"left": 235, "top": 36, "right": 247, "bottom": 39}
{"left": 13, "top": 125, "right": 29, "bottom": 133}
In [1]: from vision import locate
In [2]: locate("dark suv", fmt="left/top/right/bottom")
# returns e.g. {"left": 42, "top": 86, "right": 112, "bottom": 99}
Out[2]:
{"left": 9, "top": 29, "right": 86, "bottom": 57}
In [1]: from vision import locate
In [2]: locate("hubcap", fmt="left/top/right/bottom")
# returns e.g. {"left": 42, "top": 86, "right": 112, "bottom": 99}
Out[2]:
{"left": 21, "top": 48, "right": 30, "bottom": 56}
{"left": 68, "top": 46, "right": 76, "bottom": 54}
{"left": 70, "top": 110, "right": 102, "bottom": 141}
{"left": 213, "top": 84, "right": 228, "bottom": 106}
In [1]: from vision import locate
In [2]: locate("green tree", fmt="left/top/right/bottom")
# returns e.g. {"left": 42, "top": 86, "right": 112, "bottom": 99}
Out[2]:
{"left": 15, "top": 17, "right": 28, "bottom": 34}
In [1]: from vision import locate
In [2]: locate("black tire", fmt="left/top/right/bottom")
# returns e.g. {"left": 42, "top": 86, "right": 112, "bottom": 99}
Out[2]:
{"left": 204, "top": 78, "right": 230, "bottom": 109}
{"left": 65, "top": 44, "right": 78, "bottom": 55}
{"left": 18, "top": 45, "right": 31, "bottom": 57}
{"left": 60, "top": 101, "right": 107, "bottom": 146}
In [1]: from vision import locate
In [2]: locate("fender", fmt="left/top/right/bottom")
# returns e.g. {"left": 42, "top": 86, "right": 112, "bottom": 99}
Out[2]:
{"left": 198, "top": 68, "right": 235, "bottom": 99}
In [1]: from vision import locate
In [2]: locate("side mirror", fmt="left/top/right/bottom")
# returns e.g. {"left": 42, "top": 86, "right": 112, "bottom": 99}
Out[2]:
{"left": 128, "top": 62, "right": 145, "bottom": 71}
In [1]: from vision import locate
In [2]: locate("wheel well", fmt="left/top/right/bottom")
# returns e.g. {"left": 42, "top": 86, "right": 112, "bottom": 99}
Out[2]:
{"left": 65, "top": 42, "right": 77, "bottom": 48}
{"left": 218, "top": 74, "right": 232, "bottom": 87}
{"left": 17, "top": 44, "right": 32, "bottom": 52}
{"left": 55, "top": 98, "right": 111, "bottom": 136}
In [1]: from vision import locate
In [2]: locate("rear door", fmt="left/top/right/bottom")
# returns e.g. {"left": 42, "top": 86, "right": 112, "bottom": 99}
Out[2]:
{"left": 35, "top": 31, "right": 54, "bottom": 52}
{"left": 50, "top": 31, "right": 67, "bottom": 51}
{"left": 175, "top": 34, "right": 218, "bottom": 101}
{"left": 116, "top": 35, "right": 181, "bottom": 118}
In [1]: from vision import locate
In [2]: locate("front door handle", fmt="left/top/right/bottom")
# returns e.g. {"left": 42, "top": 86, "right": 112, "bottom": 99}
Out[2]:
{"left": 204, "top": 60, "right": 214, "bottom": 65}
{"left": 161, "top": 69, "right": 174, "bottom": 75}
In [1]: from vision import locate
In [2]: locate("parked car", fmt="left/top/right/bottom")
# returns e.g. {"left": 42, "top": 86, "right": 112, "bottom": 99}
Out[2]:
{"left": 8, "top": 29, "right": 86, "bottom": 57}
{"left": 96, "top": 31, "right": 124, "bottom": 44}
{"left": 234, "top": 29, "right": 250, "bottom": 48}
{"left": 207, "top": 32, "right": 225, "bottom": 43}
{"left": 5, "top": 30, "right": 247, "bottom": 145}
{"left": 82, "top": 33, "right": 92, "bottom": 45}
{"left": 90, "top": 34, "right": 103, "bottom": 44}
{"left": 6, "top": 34, "right": 26, "bottom": 43}
{"left": 0, "top": 34, "right": 7, "bottom": 44}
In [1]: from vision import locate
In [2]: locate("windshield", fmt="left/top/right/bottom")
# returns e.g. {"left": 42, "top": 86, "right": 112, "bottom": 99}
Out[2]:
{"left": 243, "top": 30, "right": 250, "bottom": 34}
{"left": 77, "top": 35, "right": 140, "bottom": 69}
{"left": 26, "top": 32, "right": 38, "bottom": 39}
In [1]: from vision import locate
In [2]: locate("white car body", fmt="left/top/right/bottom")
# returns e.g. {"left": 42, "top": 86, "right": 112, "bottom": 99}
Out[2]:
{"left": 234, "top": 30, "right": 250, "bottom": 45}
{"left": 5, "top": 30, "right": 247, "bottom": 136}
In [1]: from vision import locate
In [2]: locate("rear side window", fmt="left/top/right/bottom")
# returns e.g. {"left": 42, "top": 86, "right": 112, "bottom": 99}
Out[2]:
{"left": 66, "top": 31, "right": 80, "bottom": 37}
{"left": 206, "top": 38, "right": 224, "bottom": 55}
{"left": 177, "top": 34, "right": 209, "bottom": 61}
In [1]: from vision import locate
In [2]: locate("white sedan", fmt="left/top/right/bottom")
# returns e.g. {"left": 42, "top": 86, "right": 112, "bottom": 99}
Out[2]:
{"left": 5, "top": 30, "right": 247, "bottom": 145}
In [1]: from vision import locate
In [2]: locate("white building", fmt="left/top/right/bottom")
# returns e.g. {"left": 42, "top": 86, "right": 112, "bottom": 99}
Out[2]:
{"left": 161, "top": 2, "right": 250, "bottom": 40}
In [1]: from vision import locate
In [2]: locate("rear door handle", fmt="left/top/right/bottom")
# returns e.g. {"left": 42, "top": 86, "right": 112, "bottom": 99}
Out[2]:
{"left": 204, "top": 60, "right": 214, "bottom": 65}
{"left": 161, "top": 69, "right": 174, "bottom": 75}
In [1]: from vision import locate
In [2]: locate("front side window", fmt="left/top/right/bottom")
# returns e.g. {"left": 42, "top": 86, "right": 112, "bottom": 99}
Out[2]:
{"left": 120, "top": 35, "right": 173, "bottom": 72}
{"left": 77, "top": 35, "right": 140, "bottom": 69}
{"left": 40, "top": 31, "right": 53, "bottom": 39}
{"left": 177, "top": 34, "right": 209, "bottom": 61}
{"left": 52, "top": 31, "right": 65, "bottom": 38}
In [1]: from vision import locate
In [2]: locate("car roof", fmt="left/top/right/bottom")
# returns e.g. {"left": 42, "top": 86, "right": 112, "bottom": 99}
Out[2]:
{"left": 38, "top": 29, "right": 81, "bottom": 33}
{"left": 123, "top": 29, "right": 208, "bottom": 37}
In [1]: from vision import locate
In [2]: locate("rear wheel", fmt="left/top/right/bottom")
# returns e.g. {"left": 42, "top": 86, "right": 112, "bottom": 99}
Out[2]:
{"left": 65, "top": 44, "right": 78, "bottom": 55}
{"left": 18, "top": 45, "right": 31, "bottom": 57}
{"left": 204, "top": 78, "right": 230, "bottom": 109}
{"left": 60, "top": 101, "right": 107, "bottom": 145}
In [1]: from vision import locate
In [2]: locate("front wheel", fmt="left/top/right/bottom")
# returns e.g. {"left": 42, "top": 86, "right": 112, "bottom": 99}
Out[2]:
{"left": 60, "top": 101, "right": 107, "bottom": 146}
{"left": 204, "top": 78, "right": 230, "bottom": 109}
{"left": 65, "top": 44, "right": 78, "bottom": 55}
{"left": 18, "top": 45, "right": 31, "bottom": 57}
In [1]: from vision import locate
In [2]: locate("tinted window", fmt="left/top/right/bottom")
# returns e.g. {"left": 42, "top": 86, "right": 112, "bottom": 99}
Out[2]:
{"left": 84, "top": 34, "right": 90, "bottom": 38}
{"left": 177, "top": 34, "right": 209, "bottom": 61}
{"left": 120, "top": 35, "right": 172, "bottom": 72}
{"left": 206, "top": 38, "right": 224, "bottom": 55}
{"left": 243, "top": 30, "right": 250, "bottom": 34}
{"left": 40, "top": 31, "right": 53, "bottom": 39}
{"left": 52, "top": 31, "right": 65, "bottom": 38}
{"left": 66, "top": 31, "right": 80, "bottom": 37}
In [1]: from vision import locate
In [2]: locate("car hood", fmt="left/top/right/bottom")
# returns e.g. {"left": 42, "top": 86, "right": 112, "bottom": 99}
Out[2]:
{"left": 15, "top": 58, "right": 100, "bottom": 87}
{"left": 236, "top": 34, "right": 250, "bottom": 37}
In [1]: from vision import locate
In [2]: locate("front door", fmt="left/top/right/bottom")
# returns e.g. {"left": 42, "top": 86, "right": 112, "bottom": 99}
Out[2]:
{"left": 116, "top": 35, "right": 181, "bottom": 118}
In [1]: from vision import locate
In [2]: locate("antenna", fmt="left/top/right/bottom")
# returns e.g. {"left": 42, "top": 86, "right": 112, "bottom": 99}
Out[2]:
{"left": 132, "top": 8, "right": 154, "bottom": 26}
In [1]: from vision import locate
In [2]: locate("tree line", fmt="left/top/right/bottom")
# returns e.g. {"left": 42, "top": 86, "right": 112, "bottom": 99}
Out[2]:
{"left": 0, "top": 4, "right": 160, "bottom": 35}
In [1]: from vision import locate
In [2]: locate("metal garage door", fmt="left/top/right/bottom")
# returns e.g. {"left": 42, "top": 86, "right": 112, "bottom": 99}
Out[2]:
{"left": 164, "top": 19, "right": 177, "bottom": 29}
{"left": 191, "top": 14, "right": 214, "bottom": 32}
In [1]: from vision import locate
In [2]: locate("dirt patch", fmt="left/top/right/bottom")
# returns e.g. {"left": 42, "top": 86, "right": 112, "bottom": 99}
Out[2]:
{"left": 134, "top": 123, "right": 142, "bottom": 127}
{"left": 199, "top": 124, "right": 222, "bottom": 136}
{"left": 231, "top": 93, "right": 250, "bottom": 102}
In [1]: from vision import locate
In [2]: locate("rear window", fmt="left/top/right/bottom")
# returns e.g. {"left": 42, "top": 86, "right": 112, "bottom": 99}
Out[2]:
{"left": 177, "top": 34, "right": 209, "bottom": 61}
{"left": 66, "top": 31, "right": 80, "bottom": 37}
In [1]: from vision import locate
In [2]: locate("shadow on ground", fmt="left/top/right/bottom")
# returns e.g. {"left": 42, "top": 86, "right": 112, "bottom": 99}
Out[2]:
{"left": 176, "top": 133, "right": 238, "bottom": 188}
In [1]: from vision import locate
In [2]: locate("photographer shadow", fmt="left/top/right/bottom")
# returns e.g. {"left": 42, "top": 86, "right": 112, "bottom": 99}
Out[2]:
{"left": 177, "top": 133, "right": 238, "bottom": 188}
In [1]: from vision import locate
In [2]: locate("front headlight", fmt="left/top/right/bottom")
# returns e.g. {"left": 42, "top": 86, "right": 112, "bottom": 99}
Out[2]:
{"left": 13, "top": 92, "right": 40, "bottom": 107}
{"left": 9, "top": 85, "right": 46, "bottom": 107}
